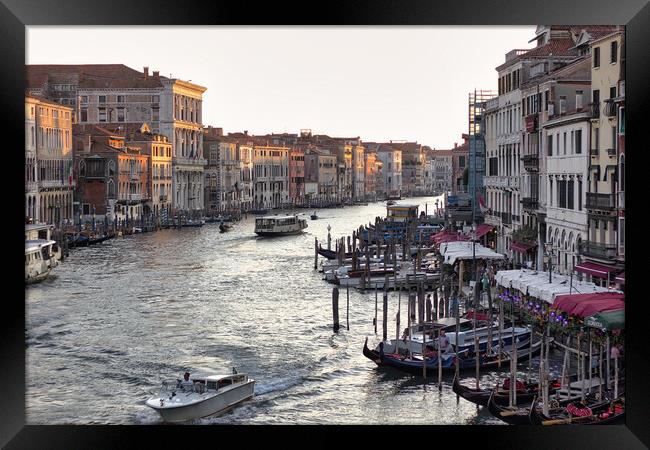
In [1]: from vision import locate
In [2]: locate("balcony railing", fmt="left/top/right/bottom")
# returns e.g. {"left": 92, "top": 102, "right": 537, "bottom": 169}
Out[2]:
{"left": 586, "top": 192, "right": 615, "bottom": 211}
{"left": 590, "top": 148, "right": 599, "bottom": 156}
{"left": 604, "top": 99, "right": 617, "bottom": 117}
{"left": 580, "top": 241, "right": 617, "bottom": 260}
{"left": 606, "top": 148, "right": 616, "bottom": 157}
{"left": 522, "top": 154, "right": 539, "bottom": 172}
{"left": 589, "top": 102, "right": 600, "bottom": 119}
{"left": 501, "top": 212, "right": 512, "bottom": 224}
{"left": 159, "top": 195, "right": 168, "bottom": 202}
{"left": 521, "top": 197, "right": 539, "bottom": 210}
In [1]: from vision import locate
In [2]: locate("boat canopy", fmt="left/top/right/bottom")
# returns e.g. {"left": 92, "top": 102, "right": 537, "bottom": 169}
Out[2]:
{"left": 25, "top": 239, "right": 56, "bottom": 254}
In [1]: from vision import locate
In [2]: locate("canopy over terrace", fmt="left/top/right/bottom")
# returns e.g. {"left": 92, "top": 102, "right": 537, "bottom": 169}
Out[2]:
{"left": 495, "top": 269, "right": 621, "bottom": 304}
{"left": 439, "top": 241, "right": 505, "bottom": 265}
{"left": 553, "top": 292, "right": 625, "bottom": 318}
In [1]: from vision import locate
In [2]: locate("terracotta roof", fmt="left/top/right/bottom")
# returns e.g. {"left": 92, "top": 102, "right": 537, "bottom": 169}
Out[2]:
{"left": 26, "top": 64, "right": 167, "bottom": 89}
{"left": 73, "top": 123, "right": 124, "bottom": 138}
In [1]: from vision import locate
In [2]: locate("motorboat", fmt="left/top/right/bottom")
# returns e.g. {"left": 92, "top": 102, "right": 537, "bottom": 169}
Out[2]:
{"left": 146, "top": 371, "right": 255, "bottom": 422}
{"left": 219, "top": 222, "right": 233, "bottom": 233}
{"left": 25, "top": 239, "right": 58, "bottom": 284}
{"left": 254, "top": 215, "right": 307, "bottom": 236}
{"left": 25, "top": 223, "right": 62, "bottom": 262}
{"left": 182, "top": 219, "right": 205, "bottom": 228}
{"left": 311, "top": 212, "right": 319, "bottom": 220}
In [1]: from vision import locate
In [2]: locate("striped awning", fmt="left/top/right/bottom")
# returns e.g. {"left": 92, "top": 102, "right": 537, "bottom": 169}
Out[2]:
{"left": 511, "top": 242, "right": 536, "bottom": 253}
{"left": 574, "top": 261, "right": 621, "bottom": 279}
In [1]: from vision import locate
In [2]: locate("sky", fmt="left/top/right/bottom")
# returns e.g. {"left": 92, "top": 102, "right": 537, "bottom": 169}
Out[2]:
{"left": 27, "top": 26, "right": 536, "bottom": 149}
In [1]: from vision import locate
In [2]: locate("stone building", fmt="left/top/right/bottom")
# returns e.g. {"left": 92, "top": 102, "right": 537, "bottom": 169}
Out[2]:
{"left": 377, "top": 144, "right": 402, "bottom": 198}
{"left": 25, "top": 94, "right": 74, "bottom": 225}
{"left": 72, "top": 124, "right": 150, "bottom": 223}
{"left": 289, "top": 148, "right": 305, "bottom": 207}
{"left": 577, "top": 28, "right": 625, "bottom": 284}
{"left": 26, "top": 64, "right": 207, "bottom": 214}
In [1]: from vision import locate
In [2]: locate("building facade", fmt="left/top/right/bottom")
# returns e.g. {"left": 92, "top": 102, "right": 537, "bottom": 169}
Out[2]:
{"left": 579, "top": 29, "right": 625, "bottom": 284}
{"left": 72, "top": 125, "right": 150, "bottom": 223}
{"left": 289, "top": 148, "right": 305, "bottom": 207}
{"left": 377, "top": 145, "right": 402, "bottom": 198}
{"left": 25, "top": 94, "right": 74, "bottom": 225}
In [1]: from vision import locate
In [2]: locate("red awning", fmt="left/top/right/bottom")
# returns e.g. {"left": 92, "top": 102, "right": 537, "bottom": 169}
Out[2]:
{"left": 475, "top": 224, "right": 495, "bottom": 239}
{"left": 433, "top": 230, "right": 469, "bottom": 244}
{"left": 574, "top": 261, "right": 621, "bottom": 279}
{"left": 615, "top": 271, "right": 625, "bottom": 283}
{"left": 553, "top": 292, "right": 625, "bottom": 318}
{"left": 511, "top": 242, "right": 536, "bottom": 253}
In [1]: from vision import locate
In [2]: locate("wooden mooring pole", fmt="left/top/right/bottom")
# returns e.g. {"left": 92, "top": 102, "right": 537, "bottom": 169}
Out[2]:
{"left": 382, "top": 291, "right": 388, "bottom": 342}
{"left": 332, "top": 287, "right": 340, "bottom": 332}
{"left": 346, "top": 283, "right": 350, "bottom": 331}
{"left": 314, "top": 237, "right": 318, "bottom": 270}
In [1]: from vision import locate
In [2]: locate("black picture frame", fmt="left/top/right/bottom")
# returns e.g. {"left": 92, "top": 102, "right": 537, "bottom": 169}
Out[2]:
{"left": 4, "top": 0, "right": 649, "bottom": 447}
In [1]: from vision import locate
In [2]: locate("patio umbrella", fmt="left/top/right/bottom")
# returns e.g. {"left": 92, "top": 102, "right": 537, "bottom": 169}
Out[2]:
{"left": 585, "top": 309, "right": 625, "bottom": 331}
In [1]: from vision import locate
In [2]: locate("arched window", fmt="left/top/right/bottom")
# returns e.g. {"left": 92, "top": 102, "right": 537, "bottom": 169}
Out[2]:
{"left": 547, "top": 227, "right": 553, "bottom": 241}
{"left": 107, "top": 179, "right": 115, "bottom": 198}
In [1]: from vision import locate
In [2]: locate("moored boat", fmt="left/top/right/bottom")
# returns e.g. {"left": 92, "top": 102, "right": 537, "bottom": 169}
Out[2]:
{"left": 25, "top": 239, "right": 58, "bottom": 284}
{"left": 362, "top": 337, "right": 541, "bottom": 375}
{"left": 146, "top": 371, "right": 255, "bottom": 422}
{"left": 219, "top": 222, "right": 233, "bottom": 233}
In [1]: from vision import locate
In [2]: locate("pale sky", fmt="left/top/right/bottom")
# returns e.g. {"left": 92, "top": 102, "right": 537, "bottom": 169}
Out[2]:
{"left": 27, "top": 26, "right": 536, "bottom": 149}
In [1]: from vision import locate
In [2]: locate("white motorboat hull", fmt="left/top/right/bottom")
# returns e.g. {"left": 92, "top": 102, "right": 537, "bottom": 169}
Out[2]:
{"left": 147, "top": 380, "right": 255, "bottom": 422}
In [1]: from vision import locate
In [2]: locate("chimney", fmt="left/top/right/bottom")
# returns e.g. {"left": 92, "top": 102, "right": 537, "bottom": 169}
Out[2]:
{"left": 244, "top": 130, "right": 248, "bottom": 136}
{"left": 143, "top": 67, "right": 149, "bottom": 78}
{"left": 454, "top": 142, "right": 458, "bottom": 148}
{"left": 153, "top": 71, "right": 159, "bottom": 78}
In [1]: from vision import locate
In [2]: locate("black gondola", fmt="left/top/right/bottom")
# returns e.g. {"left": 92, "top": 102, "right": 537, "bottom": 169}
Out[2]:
{"left": 453, "top": 374, "right": 568, "bottom": 407}
{"left": 87, "top": 233, "right": 115, "bottom": 245}
{"left": 487, "top": 390, "right": 538, "bottom": 425}
{"left": 219, "top": 223, "right": 233, "bottom": 233}
{"left": 528, "top": 396, "right": 625, "bottom": 425}
{"left": 363, "top": 338, "right": 542, "bottom": 376}
{"left": 317, "top": 246, "right": 362, "bottom": 260}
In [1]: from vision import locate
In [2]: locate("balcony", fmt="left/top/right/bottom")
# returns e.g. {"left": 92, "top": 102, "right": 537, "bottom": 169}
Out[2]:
{"left": 501, "top": 212, "right": 512, "bottom": 225}
{"left": 604, "top": 99, "right": 617, "bottom": 117}
{"left": 521, "top": 197, "right": 539, "bottom": 211}
{"left": 590, "top": 148, "right": 599, "bottom": 156}
{"left": 589, "top": 102, "right": 600, "bottom": 119}
{"left": 606, "top": 148, "right": 616, "bottom": 157}
{"left": 586, "top": 192, "right": 615, "bottom": 211}
{"left": 130, "top": 172, "right": 139, "bottom": 180}
{"left": 522, "top": 154, "right": 539, "bottom": 172}
{"left": 159, "top": 195, "right": 168, "bottom": 202}
{"left": 580, "top": 241, "right": 617, "bottom": 260}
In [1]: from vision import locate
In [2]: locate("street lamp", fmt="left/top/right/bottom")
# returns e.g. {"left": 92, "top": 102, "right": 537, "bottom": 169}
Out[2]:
{"left": 544, "top": 242, "right": 554, "bottom": 283}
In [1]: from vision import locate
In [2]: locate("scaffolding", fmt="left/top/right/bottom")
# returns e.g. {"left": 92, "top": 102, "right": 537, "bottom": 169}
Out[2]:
{"left": 468, "top": 89, "right": 496, "bottom": 225}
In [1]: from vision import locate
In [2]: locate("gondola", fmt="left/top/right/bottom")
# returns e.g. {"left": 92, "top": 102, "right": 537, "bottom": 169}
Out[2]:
{"left": 87, "top": 233, "right": 115, "bottom": 245}
{"left": 317, "top": 246, "right": 362, "bottom": 260}
{"left": 529, "top": 396, "right": 625, "bottom": 425}
{"left": 219, "top": 223, "right": 233, "bottom": 233}
{"left": 453, "top": 373, "right": 567, "bottom": 407}
{"left": 66, "top": 233, "right": 89, "bottom": 248}
{"left": 487, "top": 391, "right": 538, "bottom": 425}
{"left": 362, "top": 337, "right": 542, "bottom": 376}
{"left": 310, "top": 213, "right": 319, "bottom": 220}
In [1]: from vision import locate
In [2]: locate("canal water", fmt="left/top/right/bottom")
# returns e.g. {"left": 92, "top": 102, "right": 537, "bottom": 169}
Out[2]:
{"left": 26, "top": 195, "right": 565, "bottom": 425}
